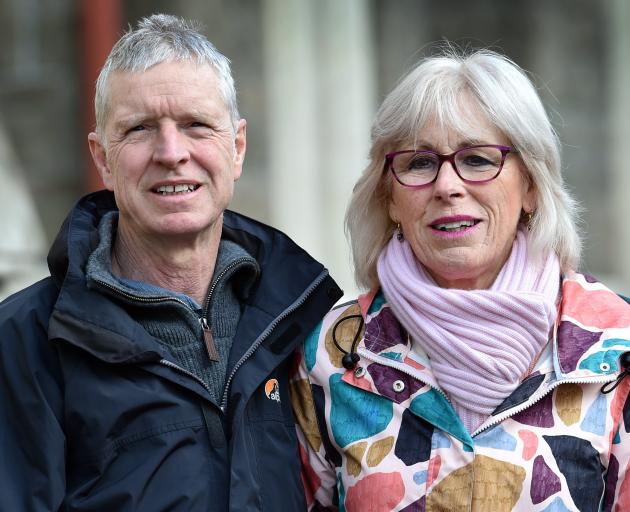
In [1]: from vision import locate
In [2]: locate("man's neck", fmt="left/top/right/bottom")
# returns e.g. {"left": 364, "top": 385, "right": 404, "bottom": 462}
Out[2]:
{"left": 111, "top": 223, "right": 221, "bottom": 305}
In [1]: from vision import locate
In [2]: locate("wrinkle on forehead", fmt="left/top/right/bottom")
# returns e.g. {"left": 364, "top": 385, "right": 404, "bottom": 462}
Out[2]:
{"left": 102, "top": 61, "right": 225, "bottom": 128}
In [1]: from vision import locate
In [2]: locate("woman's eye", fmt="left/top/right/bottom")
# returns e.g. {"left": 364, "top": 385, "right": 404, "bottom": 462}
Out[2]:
{"left": 464, "top": 155, "right": 492, "bottom": 166}
{"left": 408, "top": 157, "right": 434, "bottom": 170}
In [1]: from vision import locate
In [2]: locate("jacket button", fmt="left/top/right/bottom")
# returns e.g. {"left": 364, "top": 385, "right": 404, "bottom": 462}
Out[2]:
{"left": 354, "top": 366, "right": 366, "bottom": 378}
{"left": 393, "top": 380, "right": 405, "bottom": 392}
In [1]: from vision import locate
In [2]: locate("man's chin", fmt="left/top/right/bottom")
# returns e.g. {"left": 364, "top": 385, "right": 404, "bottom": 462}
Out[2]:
{"left": 149, "top": 216, "right": 221, "bottom": 240}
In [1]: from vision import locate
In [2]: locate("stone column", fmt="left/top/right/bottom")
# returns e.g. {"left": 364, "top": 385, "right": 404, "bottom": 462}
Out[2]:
{"left": 0, "top": 122, "right": 48, "bottom": 298}
{"left": 607, "top": 0, "right": 630, "bottom": 291}
{"left": 263, "top": 0, "right": 374, "bottom": 299}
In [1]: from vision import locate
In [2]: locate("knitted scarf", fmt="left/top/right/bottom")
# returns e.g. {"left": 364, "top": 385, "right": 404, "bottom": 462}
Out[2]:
{"left": 376, "top": 229, "right": 560, "bottom": 433}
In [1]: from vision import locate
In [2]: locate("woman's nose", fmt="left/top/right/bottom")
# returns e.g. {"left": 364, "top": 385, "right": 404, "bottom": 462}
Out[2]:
{"left": 432, "top": 160, "right": 465, "bottom": 199}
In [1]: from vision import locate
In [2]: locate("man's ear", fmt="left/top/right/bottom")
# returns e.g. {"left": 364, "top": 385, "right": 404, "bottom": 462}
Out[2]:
{"left": 232, "top": 119, "right": 247, "bottom": 181}
{"left": 88, "top": 132, "right": 114, "bottom": 191}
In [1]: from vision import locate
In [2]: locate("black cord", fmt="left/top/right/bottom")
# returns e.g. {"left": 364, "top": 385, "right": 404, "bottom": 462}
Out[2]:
{"left": 331, "top": 314, "right": 364, "bottom": 370}
{"left": 601, "top": 352, "right": 630, "bottom": 394}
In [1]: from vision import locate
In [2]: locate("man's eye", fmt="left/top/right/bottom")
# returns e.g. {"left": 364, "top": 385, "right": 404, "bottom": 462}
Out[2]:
{"left": 128, "top": 125, "right": 146, "bottom": 132}
{"left": 190, "top": 121, "right": 209, "bottom": 128}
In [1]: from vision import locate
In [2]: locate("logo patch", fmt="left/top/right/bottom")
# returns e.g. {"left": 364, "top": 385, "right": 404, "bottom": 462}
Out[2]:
{"left": 264, "top": 378, "right": 281, "bottom": 403}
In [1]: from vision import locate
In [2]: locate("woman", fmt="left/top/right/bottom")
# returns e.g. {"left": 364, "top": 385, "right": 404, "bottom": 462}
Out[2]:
{"left": 290, "top": 50, "right": 630, "bottom": 512}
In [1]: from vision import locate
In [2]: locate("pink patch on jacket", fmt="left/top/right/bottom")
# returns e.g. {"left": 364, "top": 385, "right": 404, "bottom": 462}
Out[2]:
{"left": 562, "top": 281, "right": 630, "bottom": 329}
{"left": 299, "top": 442, "right": 320, "bottom": 506}
{"left": 427, "top": 455, "right": 442, "bottom": 488}
{"left": 404, "top": 356, "right": 425, "bottom": 371}
{"left": 342, "top": 369, "right": 375, "bottom": 392}
{"left": 518, "top": 429, "right": 538, "bottom": 461}
{"left": 345, "top": 472, "right": 405, "bottom": 512}
{"left": 616, "top": 460, "right": 630, "bottom": 512}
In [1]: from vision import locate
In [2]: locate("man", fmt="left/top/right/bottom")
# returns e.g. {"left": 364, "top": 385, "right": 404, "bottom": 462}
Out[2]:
{"left": 0, "top": 14, "right": 341, "bottom": 511}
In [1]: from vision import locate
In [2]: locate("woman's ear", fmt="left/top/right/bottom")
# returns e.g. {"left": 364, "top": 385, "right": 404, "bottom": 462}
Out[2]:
{"left": 388, "top": 200, "right": 399, "bottom": 225}
{"left": 520, "top": 167, "right": 537, "bottom": 215}
{"left": 522, "top": 182, "right": 537, "bottom": 215}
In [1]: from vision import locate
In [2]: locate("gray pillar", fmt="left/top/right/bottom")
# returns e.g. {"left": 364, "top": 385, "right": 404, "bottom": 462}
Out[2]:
{"left": 0, "top": 122, "right": 48, "bottom": 298}
{"left": 608, "top": 0, "right": 630, "bottom": 291}
{"left": 263, "top": 0, "right": 374, "bottom": 299}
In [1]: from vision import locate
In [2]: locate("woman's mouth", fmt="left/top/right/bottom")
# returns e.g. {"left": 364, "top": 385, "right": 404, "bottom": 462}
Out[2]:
{"left": 431, "top": 219, "right": 480, "bottom": 232}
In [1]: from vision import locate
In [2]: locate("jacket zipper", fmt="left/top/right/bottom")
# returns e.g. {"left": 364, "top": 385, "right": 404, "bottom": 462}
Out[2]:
{"left": 472, "top": 374, "right": 618, "bottom": 436}
{"left": 356, "top": 347, "right": 619, "bottom": 437}
{"left": 219, "top": 269, "right": 330, "bottom": 412}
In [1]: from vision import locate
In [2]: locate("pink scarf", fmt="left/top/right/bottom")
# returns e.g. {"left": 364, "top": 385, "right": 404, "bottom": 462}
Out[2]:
{"left": 376, "top": 230, "right": 560, "bottom": 433}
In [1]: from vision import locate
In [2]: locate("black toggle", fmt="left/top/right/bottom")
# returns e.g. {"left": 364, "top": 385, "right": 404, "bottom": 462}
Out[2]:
{"left": 331, "top": 313, "right": 364, "bottom": 370}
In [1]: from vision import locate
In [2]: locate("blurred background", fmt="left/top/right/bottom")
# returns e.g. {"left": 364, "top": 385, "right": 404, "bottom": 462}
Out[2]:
{"left": 0, "top": 0, "right": 628, "bottom": 301}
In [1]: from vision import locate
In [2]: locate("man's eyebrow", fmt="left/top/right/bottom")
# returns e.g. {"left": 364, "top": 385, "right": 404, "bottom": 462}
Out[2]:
{"left": 112, "top": 115, "right": 148, "bottom": 131}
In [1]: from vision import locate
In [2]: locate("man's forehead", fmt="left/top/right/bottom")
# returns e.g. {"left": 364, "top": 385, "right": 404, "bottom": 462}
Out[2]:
{"left": 103, "top": 61, "right": 224, "bottom": 117}
{"left": 108, "top": 60, "right": 218, "bottom": 88}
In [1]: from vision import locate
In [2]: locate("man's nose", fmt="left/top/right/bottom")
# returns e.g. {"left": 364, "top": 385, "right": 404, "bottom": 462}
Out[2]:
{"left": 152, "top": 124, "right": 190, "bottom": 168}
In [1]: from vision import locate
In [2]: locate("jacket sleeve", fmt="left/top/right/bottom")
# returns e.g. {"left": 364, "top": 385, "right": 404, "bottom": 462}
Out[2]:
{"left": 0, "top": 293, "right": 66, "bottom": 511}
{"left": 290, "top": 344, "right": 339, "bottom": 511}
{"left": 605, "top": 379, "right": 630, "bottom": 511}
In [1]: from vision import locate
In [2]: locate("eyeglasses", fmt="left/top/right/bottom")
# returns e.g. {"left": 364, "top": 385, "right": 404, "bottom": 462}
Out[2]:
{"left": 385, "top": 144, "right": 516, "bottom": 188}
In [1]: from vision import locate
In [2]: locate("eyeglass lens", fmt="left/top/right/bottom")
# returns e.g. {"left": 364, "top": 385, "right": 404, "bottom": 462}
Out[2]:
{"left": 392, "top": 146, "right": 505, "bottom": 186}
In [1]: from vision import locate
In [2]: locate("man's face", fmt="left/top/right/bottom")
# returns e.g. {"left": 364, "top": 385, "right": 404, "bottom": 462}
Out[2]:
{"left": 89, "top": 60, "right": 246, "bottom": 245}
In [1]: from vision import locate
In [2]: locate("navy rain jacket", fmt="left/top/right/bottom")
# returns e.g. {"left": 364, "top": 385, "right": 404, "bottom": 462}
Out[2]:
{"left": 0, "top": 191, "right": 342, "bottom": 511}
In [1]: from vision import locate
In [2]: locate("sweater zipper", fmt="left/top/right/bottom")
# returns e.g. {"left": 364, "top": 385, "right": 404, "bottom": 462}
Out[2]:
{"left": 91, "top": 278, "right": 214, "bottom": 395}
{"left": 200, "top": 257, "right": 255, "bottom": 362}
{"left": 219, "top": 269, "right": 330, "bottom": 412}
{"left": 93, "top": 278, "right": 191, "bottom": 309}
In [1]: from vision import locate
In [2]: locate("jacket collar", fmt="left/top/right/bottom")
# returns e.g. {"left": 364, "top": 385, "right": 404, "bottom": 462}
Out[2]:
{"left": 47, "top": 190, "right": 341, "bottom": 364}
{"left": 356, "top": 271, "right": 630, "bottom": 383}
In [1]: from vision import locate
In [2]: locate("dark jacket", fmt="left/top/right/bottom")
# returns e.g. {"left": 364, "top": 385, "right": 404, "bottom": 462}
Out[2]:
{"left": 0, "top": 191, "right": 342, "bottom": 511}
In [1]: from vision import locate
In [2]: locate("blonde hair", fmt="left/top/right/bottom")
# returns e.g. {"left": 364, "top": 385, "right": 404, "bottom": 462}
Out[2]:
{"left": 346, "top": 49, "right": 581, "bottom": 290}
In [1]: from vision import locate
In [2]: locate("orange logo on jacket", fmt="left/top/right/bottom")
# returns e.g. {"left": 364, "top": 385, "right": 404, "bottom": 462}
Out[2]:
{"left": 265, "top": 379, "right": 281, "bottom": 403}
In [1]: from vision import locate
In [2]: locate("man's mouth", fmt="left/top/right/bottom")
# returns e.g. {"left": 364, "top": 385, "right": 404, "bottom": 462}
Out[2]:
{"left": 154, "top": 184, "right": 200, "bottom": 195}
{"left": 432, "top": 219, "right": 480, "bottom": 232}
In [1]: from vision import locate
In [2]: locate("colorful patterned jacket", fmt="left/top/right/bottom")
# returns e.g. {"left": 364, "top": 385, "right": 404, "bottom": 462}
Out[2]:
{"left": 291, "top": 272, "right": 630, "bottom": 511}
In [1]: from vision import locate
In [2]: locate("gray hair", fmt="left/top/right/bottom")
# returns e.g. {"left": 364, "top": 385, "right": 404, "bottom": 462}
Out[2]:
{"left": 95, "top": 14, "right": 239, "bottom": 138}
{"left": 346, "top": 48, "right": 582, "bottom": 290}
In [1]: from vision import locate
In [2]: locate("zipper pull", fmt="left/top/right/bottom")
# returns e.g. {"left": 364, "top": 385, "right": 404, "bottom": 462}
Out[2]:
{"left": 601, "top": 352, "right": 630, "bottom": 394}
{"left": 201, "top": 317, "right": 219, "bottom": 362}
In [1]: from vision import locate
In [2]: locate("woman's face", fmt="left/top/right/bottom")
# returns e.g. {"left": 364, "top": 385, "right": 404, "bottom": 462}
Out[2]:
{"left": 388, "top": 105, "right": 536, "bottom": 290}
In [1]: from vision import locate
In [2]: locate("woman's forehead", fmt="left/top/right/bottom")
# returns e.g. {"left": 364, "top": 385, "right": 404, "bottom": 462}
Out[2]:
{"left": 408, "top": 105, "right": 507, "bottom": 148}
